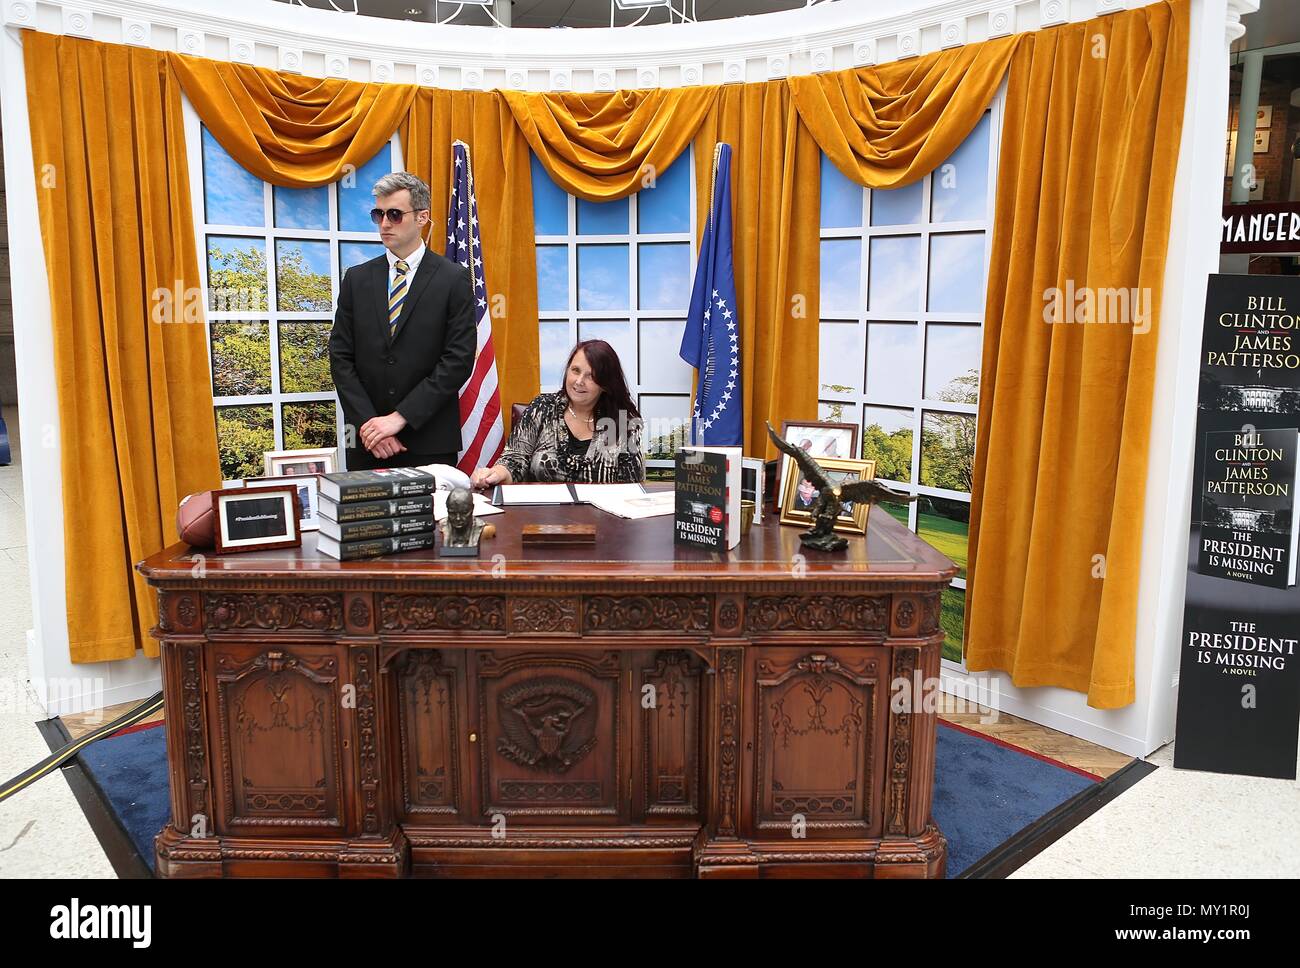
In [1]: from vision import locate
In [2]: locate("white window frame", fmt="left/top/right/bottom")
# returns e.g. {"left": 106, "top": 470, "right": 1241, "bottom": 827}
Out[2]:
{"left": 532, "top": 149, "right": 698, "bottom": 468}
{"left": 818, "top": 93, "right": 1004, "bottom": 671}
{"left": 182, "top": 95, "right": 402, "bottom": 483}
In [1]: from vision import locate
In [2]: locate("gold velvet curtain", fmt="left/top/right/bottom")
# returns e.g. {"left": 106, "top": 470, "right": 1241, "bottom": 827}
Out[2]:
{"left": 24, "top": 34, "right": 222, "bottom": 662}
{"left": 787, "top": 35, "right": 1020, "bottom": 189}
{"left": 23, "top": 0, "right": 1191, "bottom": 705}
{"left": 399, "top": 89, "right": 540, "bottom": 432}
{"left": 965, "top": 1, "right": 1188, "bottom": 707}
{"left": 167, "top": 55, "right": 418, "bottom": 186}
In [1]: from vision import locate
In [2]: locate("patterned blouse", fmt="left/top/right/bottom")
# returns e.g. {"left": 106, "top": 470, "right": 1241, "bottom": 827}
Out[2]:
{"left": 499, "top": 391, "right": 645, "bottom": 484}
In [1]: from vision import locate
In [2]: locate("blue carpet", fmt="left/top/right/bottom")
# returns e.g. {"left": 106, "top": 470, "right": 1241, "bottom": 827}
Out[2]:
{"left": 933, "top": 721, "right": 1098, "bottom": 876}
{"left": 75, "top": 718, "right": 1102, "bottom": 877}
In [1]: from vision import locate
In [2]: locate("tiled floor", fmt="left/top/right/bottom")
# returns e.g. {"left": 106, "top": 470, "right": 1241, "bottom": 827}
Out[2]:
{"left": 1, "top": 403, "right": 1298, "bottom": 877}
{"left": 0, "top": 406, "right": 115, "bottom": 877}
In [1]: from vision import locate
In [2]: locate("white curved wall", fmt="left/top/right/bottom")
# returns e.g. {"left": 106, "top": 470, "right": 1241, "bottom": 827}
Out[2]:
{"left": 7, "top": 0, "right": 1163, "bottom": 89}
{"left": 0, "top": 0, "right": 1255, "bottom": 759}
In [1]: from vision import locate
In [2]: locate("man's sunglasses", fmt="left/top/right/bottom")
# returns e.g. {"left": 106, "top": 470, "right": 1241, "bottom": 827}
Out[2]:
{"left": 370, "top": 208, "right": 422, "bottom": 225}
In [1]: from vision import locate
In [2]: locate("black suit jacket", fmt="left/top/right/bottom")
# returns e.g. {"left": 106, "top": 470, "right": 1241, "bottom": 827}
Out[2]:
{"left": 329, "top": 249, "right": 476, "bottom": 456}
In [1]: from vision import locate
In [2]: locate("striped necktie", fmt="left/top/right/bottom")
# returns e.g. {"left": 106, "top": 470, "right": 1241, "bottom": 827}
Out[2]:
{"left": 388, "top": 259, "right": 410, "bottom": 338}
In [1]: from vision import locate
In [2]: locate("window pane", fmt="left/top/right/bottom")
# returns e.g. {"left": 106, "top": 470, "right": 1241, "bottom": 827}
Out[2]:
{"left": 928, "top": 233, "right": 986, "bottom": 313}
{"left": 578, "top": 320, "right": 636, "bottom": 385}
{"left": 531, "top": 153, "right": 568, "bottom": 235}
{"left": 819, "top": 400, "right": 859, "bottom": 427}
{"left": 276, "top": 240, "right": 332, "bottom": 312}
{"left": 820, "top": 153, "right": 863, "bottom": 229}
{"left": 339, "top": 241, "right": 385, "bottom": 273}
{"left": 215, "top": 404, "right": 274, "bottom": 481}
{"left": 210, "top": 321, "right": 271, "bottom": 396}
{"left": 537, "top": 245, "right": 569, "bottom": 312}
{"left": 940, "top": 585, "right": 965, "bottom": 663}
{"left": 862, "top": 406, "right": 914, "bottom": 483}
{"left": 931, "top": 113, "right": 990, "bottom": 223}
{"left": 639, "top": 319, "right": 692, "bottom": 392}
{"left": 577, "top": 195, "right": 629, "bottom": 235}
{"left": 820, "top": 239, "right": 861, "bottom": 315}
{"left": 917, "top": 496, "right": 970, "bottom": 580}
{"left": 638, "top": 154, "right": 691, "bottom": 234}
{"left": 920, "top": 411, "right": 975, "bottom": 492}
{"left": 868, "top": 235, "right": 922, "bottom": 313}
{"left": 577, "top": 244, "right": 629, "bottom": 310}
{"left": 638, "top": 242, "right": 690, "bottom": 310}
{"left": 924, "top": 324, "right": 981, "bottom": 402}
{"left": 281, "top": 401, "right": 338, "bottom": 450}
{"left": 207, "top": 236, "right": 267, "bottom": 313}
{"left": 202, "top": 127, "right": 263, "bottom": 227}
{"left": 870, "top": 180, "right": 923, "bottom": 226}
{"left": 338, "top": 143, "right": 393, "bottom": 232}
{"left": 866, "top": 322, "right": 920, "bottom": 404}
{"left": 278, "top": 322, "right": 333, "bottom": 393}
{"left": 274, "top": 185, "right": 329, "bottom": 230}
{"left": 819, "top": 321, "right": 861, "bottom": 398}
{"left": 539, "top": 321, "right": 571, "bottom": 392}
{"left": 639, "top": 393, "right": 691, "bottom": 460}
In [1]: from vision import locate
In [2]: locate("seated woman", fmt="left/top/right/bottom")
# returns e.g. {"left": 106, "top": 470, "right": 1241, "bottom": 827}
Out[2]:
{"left": 469, "top": 339, "right": 644, "bottom": 488}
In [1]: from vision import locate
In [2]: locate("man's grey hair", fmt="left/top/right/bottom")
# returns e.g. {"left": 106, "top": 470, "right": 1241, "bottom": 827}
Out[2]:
{"left": 373, "top": 172, "right": 431, "bottom": 213}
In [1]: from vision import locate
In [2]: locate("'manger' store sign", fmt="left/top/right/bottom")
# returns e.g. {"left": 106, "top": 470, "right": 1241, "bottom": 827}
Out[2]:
{"left": 1222, "top": 202, "right": 1300, "bottom": 254}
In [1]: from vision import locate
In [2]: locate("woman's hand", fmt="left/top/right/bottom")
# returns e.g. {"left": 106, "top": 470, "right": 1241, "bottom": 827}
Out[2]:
{"left": 470, "top": 464, "right": 512, "bottom": 490}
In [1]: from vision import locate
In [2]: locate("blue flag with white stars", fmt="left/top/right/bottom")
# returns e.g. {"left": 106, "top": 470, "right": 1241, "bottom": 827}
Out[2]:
{"left": 680, "top": 143, "right": 742, "bottom": 447}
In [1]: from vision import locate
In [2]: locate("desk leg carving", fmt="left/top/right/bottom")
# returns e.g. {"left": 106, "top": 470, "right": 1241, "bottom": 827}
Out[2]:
{"left": 696, "top": 646, "right": 759, "bottom": 878}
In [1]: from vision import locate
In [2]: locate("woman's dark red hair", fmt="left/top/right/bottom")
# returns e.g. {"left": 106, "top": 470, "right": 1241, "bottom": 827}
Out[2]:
{"left": 560, "top": 339, "right": 641, "bottom": 422}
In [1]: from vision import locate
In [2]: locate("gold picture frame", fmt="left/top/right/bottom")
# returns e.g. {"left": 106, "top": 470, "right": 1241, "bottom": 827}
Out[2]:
{"left": 779, "top": 456, "right": 876, "bottom": 536}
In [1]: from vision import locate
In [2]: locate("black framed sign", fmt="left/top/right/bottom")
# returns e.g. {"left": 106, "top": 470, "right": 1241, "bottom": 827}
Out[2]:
{"left": 1174, "top": 274, "right": 1300, "bottom": 779}
{"left": 211, "top": 485, "right": 302, "bottom": 555}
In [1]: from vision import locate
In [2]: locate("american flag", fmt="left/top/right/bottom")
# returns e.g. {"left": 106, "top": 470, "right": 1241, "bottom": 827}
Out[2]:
{"left": 446, "top": 141, "right": 505, "bottom": 472}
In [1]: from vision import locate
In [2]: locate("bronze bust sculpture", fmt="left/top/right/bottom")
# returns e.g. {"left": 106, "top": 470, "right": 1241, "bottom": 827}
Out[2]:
{"left": 766, "top": 421, "right": 917, "bottom": 552}
{"left": 439, "top": 485, "right": 485, "bottom": 555}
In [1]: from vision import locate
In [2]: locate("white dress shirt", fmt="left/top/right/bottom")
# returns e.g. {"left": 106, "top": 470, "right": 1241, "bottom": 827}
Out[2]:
{"left": 386, "top": 241, "right": 426, "bottom": 292}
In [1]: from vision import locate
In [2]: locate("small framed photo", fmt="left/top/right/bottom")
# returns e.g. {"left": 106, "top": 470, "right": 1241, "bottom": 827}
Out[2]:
{"left": 243, "top": 474, "right": 320, "bottom": 532}
{"left": 778, "top": 420, "right": 858, "bottom": 508}
{"left": 211, "top": 485, "right": 302, "bottom": 555}
{"left": 264, "top": 447, "right": 337, "bottom": 478}
{"left": 779, "top": 456, "right": 876, "bottom": 536}
{"left": 741, "top": 457, "right": 766, "bottom": 525}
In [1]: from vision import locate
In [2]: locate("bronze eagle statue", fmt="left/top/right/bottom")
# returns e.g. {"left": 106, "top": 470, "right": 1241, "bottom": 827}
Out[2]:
{"left": 766, "top": 420, "right": 916, "bottom": 552}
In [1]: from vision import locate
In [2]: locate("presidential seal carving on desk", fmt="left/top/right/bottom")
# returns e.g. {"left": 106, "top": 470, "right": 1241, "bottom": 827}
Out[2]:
{"left": 497, "top": 677, "right": 598, "bottom": 772}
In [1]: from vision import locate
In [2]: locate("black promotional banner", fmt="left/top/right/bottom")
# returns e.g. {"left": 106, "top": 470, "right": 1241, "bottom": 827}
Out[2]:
{"left": 1174, "top": 274, "right": 1300, "bottom": 779}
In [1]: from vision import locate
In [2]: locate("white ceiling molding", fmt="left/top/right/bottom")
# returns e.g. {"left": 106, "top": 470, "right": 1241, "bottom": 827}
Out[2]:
{"left": 1225, "top": 0, "right": 1261, "bottom": 45}
{"left": 3, "top": 0, "right": 35, "bottom": 28}
{"left": 278, "top": 47, "right": 303, "bottom": 74}
{"left": 0, "top": 0, "right": 1250, "bottom": 92}
{"left": 987, "top": 5, "right": 1016, "bottom": 37}
{"left": 722, "top": 58, "right": 744, "bottom": 84}
{"left": 121, "top": 16, "right": 150, "bottom": 46}
{"left": 940, "top": 18, "right": 967, "bottom": 49}
{"left": 1038, "top": 0, "right": 1067, "bottom": 28}
{"left": 594, "top": 66, "right": 617, "bottom": 90}
{"left": 61, "top": 5, "right": 92, "bottom": 37}
{"left": 897, "top": 28, "right": 921, "bottom": 60}
{"left": 177, "top": 27, "right": 204, "bottom": 57}
{"left": 229, "top": 34, "right": 255, "bottom": 63}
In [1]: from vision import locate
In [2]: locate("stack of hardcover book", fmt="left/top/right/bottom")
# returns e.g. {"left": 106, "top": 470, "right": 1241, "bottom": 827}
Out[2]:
{"left": 316, "top": 468, "right": 439, "bottom": 560}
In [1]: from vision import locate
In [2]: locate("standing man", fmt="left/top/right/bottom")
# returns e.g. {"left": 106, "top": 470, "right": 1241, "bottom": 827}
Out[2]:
{"left": 330, "top": 172, "right": 476, "bottom": 469}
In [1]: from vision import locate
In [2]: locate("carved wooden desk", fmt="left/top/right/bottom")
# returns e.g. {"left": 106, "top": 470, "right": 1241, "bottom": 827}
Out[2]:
{"left": 138, "top": 499, "right": 955, "bottom": 878}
